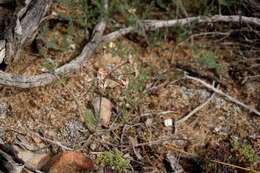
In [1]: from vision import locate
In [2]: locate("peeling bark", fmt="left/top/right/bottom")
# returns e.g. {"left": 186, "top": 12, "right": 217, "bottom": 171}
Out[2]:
{"left": 0, "top": 0, "right": 52, "bottom": 64}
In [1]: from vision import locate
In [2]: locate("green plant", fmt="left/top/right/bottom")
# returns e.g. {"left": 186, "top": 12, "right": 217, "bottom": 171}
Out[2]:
{"left": 231, "top": 140, "right": 259, "bottom": 163}
{"left": 196, "top": 50, "right": 221, "bottom": 72}
{"left": 96, "top": 150, "right": 130, "bottom": 172}
{"left": 83, "top": 109, "right": 96, "bottom": 129}
{"left": 111, "top": 41, "right": 138, "bottom": 60}
{"left": 147, "top": 29, "right": 168, "bottom": 47}
{"left": 171, "top": 24, "right": 191, "bottom": 43}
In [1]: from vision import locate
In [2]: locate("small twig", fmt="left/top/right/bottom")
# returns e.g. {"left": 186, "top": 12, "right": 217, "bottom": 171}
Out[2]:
{"left": 211, "top": 160, "right": 260, "bottom": 173}
{"left": 168, "top": 145, "right": 260, "bottom": 173}
{"left": 185, "top": 75, "right": 260, "bottom": 116}
{"left": 29, "top": 131, "right": 73, "bottom": 151}
{"left": 242, "top": 75, "right": 260, "bottom": 83}
{"left": 176, "top": 86, "right": 218, "bottom": 124}
{"left": 141, "top": 110, "right": 176, "bottom": 117}
{"left": 133, "top": 136, "right": 179, "bottom": 147}
{"left": 120, "top": 123, "right": 142, "bottom": 145}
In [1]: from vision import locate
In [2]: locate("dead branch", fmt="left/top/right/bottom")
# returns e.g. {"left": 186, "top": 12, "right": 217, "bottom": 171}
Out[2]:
{"left": 176, "top": 89, "right": 217, "bottom": 124}
{"left": 0, "top": 15, "right": 260, "bottom": 88}
{"left": 102, "top": 15, "right": 260, "bottom": 43}
{"left": 0, "top": 0, "right": 52, "bottom": 64}
{"left": 185, "top": 75, "right": 260, "bottom": 116}
{"left": 0, "top": 0, "right": 108, "bottom": 88}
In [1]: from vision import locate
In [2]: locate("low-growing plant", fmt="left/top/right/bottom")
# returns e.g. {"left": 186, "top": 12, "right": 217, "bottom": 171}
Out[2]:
{"left": 195, "top": 50, "right": 221, "bottom": 72}
{"left": 96, "top": 150, "right": 130, "bottom": 172}
{"left": 231, "top": 139, "right": 259, "bottom": 163}
{"left": 83, "top": 108, "right": 96, "bottom": 129}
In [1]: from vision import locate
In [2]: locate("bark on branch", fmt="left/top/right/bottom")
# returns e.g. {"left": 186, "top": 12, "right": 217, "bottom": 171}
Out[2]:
{"left": 0, "top": 0, "right": 108, "bottom": 88}
{"left": 0, "top": 15, "right": 260, "bottom": 88}
{"left": 0, "top": 0, "right": 51, "bottom": 64}
{"left": 103, "top": 15, "right": 260, "bottom": 42}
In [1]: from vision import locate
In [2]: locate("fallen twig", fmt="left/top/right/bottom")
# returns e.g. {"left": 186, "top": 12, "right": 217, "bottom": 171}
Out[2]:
{"left": 185, "top": 75, "right": 260, "bottom": 116}
{"left": 141, "top": 110, "right": 176, "bottom": 117}
{"left": 211, "top": 160, "right": 260, "bottom": 173}
{"left": 133, "top": 136, "right": 180, "bottom": 147}
{"left": 29, "top": 131, "right": 73, "bottom": 151}
{"left": 176, "top": 89, "right": 217, "bottom": 124}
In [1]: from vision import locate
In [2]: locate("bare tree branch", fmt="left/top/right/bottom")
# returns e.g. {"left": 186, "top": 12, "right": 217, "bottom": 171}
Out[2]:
{"left": 0, "top": 0, "right": 108, "bottom": 88}
{"left": 185, "top": 75, "right": 260, "bottom": 116}
{"left": 102, "top": 15, "right": 260, "bottom": 42}
{"left": 0, "top": 15, "right": 260, "bottom": 88}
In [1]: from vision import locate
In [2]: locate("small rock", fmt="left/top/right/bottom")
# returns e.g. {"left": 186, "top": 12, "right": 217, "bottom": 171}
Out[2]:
{"left": 164, "top": 118, "right": 173, "bottom": 127}
{"left": 90, "top": 143, "right": 96, "bottom": 151}
{"left": 0, "top": 102, "right": 8, "bottom": 118}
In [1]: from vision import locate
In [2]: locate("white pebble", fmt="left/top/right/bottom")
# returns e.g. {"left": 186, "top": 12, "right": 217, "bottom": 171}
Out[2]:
{"left": 164, "top": 118, "right": 173, "bottom": 127}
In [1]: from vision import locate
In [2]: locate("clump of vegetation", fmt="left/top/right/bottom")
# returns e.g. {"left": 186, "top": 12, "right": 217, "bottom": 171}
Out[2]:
{"left": 96, "top": 150, "right": 130, "bottom": 172}
{"left": 110, "top": 41, "right": 153, "bottom": 121}
{"left": 231, "top": 139, "right": 259, "bottom": 163}
{"left": 195, "top": 50, "right": 221, "bottom": 72}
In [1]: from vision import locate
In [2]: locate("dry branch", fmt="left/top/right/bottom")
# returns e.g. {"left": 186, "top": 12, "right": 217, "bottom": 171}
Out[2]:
{"left": 176, "top": 90, "right": 217, "bottom": 124}
{"left": 185, "top": 75, "right": 260, "bottom": 116}
{"left": 1, "top": 15, "right": 260, "bottom": 88}
{"left": 0, "top": 0, "right": 52, "bottom": 64}
{"left": 102, "top": 15, "right": 260, "bottom": 42}
{"left": 0, "top": 0, "right": 108, "bottom": 88}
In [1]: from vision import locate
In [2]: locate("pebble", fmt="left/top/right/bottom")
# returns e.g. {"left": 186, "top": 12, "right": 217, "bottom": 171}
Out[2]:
{"left": 164, "top": 118, "right": 173, "bottom": 127}
{"left": 0, "top": 102, "right": 8, "bottom": 119}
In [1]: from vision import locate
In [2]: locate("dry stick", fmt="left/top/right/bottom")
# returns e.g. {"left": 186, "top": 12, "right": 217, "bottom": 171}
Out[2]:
{"left": 211, "top": 160, "right": 260, "bottom": 173}
{"left": 141, "top": 110, "right": 176, "bottom": 117}
{"left": 0, "top": 15, "right": 259, "bottom": 88}
{"left": 133, "top": 136, "right": 179, "bottom": 147}
{"left": 29, "top": 131, "right": 73, "bottom": 151}
{"left": 168, "top": 146, "right": 260, "bottom": 173}
{"left": 142, "top": 83, "right": 217, "bottom": 122}
{"left": 185, "top": 75, "right": 260, "bottom": 116}
{"left": 175, "top": 91, "right": 217, "bottom": 124}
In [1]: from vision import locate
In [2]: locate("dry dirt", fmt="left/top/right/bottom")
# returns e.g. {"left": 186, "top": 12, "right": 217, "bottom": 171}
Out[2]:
{"left": 0, "top": 34, "right": 259, "bottom": 172}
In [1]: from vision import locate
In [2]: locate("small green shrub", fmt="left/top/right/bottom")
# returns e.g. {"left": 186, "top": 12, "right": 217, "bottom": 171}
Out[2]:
{"left": 231, "top": 140, "right": 259, "bottom": 163}
{"left": 196, "top": 50, "right": 221, "bottom": 72}
{"left": 96, "top": 150, "right": 130, "bottom": 172}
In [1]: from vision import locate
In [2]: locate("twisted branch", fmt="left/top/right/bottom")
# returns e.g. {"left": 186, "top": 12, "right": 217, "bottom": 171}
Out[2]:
{"left": 0, "top": 0, "right": 108, "bottom": 88}
{"left": 0, "top": 15, "right": 260, "bottom": 88}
